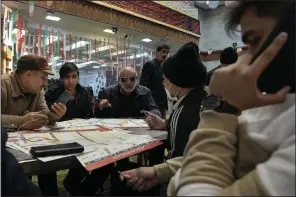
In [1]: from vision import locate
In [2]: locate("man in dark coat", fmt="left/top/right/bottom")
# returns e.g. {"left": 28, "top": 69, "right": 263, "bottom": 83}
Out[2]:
{"left": 95, "top": 66, "right": 161, "bottom": 118}
{"left": 43, "top": 62, "right": 94, "bottom": 196}
{"left": 1, "top": 126, "right": 42, "bottom": 196}
{"left": 140, "top": 45, "right": 170, "bottom": 118}
{"left": 206, "top": 47, "right": 238, "bottom": 85}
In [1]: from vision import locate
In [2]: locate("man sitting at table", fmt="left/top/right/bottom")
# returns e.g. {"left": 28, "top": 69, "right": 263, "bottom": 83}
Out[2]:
{"left": 44, "top": 62, "right": 94, "bottom": 196}
{"left": 1, "top": 54, "right": 67, "bottom": 196}
{"left": 62, "top": 66, "right": 161, "bottom": 196}
{"left": 94, "top": 66, "right": 161, "bottom": 118}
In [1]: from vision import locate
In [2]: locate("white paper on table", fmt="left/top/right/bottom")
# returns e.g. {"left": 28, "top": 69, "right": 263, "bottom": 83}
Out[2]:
{"left": 88, "top": 118, "right": 148, "bottom": 128}
{"left": 76, "top": 133, "right": 157, "bottom": 167}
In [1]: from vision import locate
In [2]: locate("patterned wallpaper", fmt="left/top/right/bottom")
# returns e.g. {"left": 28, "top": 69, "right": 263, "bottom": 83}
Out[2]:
{"left": 154, "top": 1, "right": 199, "bottom": 20}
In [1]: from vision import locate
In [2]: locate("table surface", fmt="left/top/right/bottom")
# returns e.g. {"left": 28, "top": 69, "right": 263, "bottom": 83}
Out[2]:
{"left": 10, "top": 128, "right": 168, "bottom": 175}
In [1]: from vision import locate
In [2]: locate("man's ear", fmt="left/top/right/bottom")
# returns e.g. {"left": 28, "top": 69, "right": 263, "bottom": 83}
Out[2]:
{"left": 24, "top": 70, "right": 31, "bottom": 77}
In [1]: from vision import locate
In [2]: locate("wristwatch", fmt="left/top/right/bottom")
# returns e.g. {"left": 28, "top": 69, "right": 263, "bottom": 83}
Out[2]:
{"left": 201, "top": 94, "right": 240, "bottom": 115}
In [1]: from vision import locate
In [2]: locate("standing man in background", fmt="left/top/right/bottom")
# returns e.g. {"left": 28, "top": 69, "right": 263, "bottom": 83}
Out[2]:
{"left": 206, "top": 47, "right": 238, "bottom": 85}
{"left": 139, "top": 45, "right": 170, "bottom": 167}
{"left": 140, "top": 45, "right": 170, "bottom": 118}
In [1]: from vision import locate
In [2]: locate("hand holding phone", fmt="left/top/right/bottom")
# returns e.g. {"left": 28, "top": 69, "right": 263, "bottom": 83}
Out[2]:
{"left": 50, "top": 91, "right": 71, "bottom": 118}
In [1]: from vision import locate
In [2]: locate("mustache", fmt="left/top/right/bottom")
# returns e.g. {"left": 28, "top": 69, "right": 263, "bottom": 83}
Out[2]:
{"left": 162, "top": 56, "right": 167, "bottom": 59}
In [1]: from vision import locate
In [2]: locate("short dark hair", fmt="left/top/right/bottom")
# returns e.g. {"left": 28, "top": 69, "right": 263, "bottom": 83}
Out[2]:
{"left": 220, "top": 47, "right": 238, "bottom": 64}
{"left": 225, "top": 1, "right": 293, "bottom": 36}
{"left": 59, "top": 62, "right": 79, "bottom": 79}
{"left": 156, "top": 44, "right": 170, "bottom": 52}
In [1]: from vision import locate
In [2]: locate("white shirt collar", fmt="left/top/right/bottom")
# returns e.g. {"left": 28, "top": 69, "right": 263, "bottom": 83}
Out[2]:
{"left": 172, "top": 93, "right": 188, "bottom": 110}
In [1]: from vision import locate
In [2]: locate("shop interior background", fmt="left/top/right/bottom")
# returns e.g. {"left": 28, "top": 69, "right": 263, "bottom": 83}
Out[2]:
{"left": 1, "top": 1, "right": 183, "bottom": 96}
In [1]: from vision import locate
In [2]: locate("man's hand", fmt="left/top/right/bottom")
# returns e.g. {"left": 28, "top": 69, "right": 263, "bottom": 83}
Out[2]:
{"left": 98, "top": 99, "right": 112, "bottom": 110}
{"left": 209, "top": 32, "right": 290, "bottom": 110}
{"left": 51, "top": 102, "right": 67, "bottom": 119}
{"left": 20, "top": 112, "right": 49, "bottom": 130}
{"left": 143, "top": 111, "right": 166, "bottom": 130}
{"left": 120, "top": 167, "right": 160, "bottom": 192}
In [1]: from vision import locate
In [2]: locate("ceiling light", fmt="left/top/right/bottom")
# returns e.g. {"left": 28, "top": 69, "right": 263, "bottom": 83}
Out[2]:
{"left": 92, "top": 66, "right": 100, "bottom": 69}
{"left": 45, "top": 15, "right": 61, "bottom": 21}
{"left": 103, "top": 29, "right": 115, "bottom": 34}
{"left": 141, "top": 38, "right": 152, "bottom": 43}
{"left": 45, "top": 11, "right": 60, "bottom": 21}
{"left": 101, "top": 64, "right": 106, "bottom": 67}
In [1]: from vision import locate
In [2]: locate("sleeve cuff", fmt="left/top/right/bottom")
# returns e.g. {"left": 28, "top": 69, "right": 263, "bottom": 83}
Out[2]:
{"left": 154, "top": 162, "right": 174, "bottom": 183}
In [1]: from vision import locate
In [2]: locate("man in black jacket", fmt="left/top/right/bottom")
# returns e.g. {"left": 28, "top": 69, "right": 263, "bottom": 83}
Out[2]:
{"left": 1, "top": 126, "right": 42, "bottom": 196}
{"left": 95, "top": 66, "right": 161, "bottom": 118}
{"left": 140, "top": 45, "right": 170, "bottom": 118}
{"left": 42, "top": 62, "right": 94, "bottom": 196}
{"left": 206, "top": 47, "right": 238, "bottom": 85}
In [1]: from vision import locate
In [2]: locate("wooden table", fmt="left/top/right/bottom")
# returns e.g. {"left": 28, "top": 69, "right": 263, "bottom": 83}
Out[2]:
{"left": 10, "top": 128, "right": 168, "bottom": 175}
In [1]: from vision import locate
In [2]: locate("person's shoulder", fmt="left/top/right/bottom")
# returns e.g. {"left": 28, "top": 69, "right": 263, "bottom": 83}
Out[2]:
{"left": 136, "top": 85, "right": 151, "bottom": 95}
{"left": 1, "top": 73, "right": 12, "bottom": 85}
{"left": 100, "top": 84, "right": 118, "bottom": 96}
{"left": 46, "top": 81, "right": 63, "bottom": 93}
{"left": 143, "top": 59, "right": 155, "bottom": 67}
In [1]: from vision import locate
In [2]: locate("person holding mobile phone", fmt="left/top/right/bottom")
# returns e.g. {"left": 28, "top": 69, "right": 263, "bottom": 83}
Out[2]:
{"left": 42, "top": 62, "right": 94, "bottom": 196}
{"left": 1, "top": 54, "right": 67, "bottom": 196}
{"left": 121, "top": 1, "right": 295, "bottom": 196}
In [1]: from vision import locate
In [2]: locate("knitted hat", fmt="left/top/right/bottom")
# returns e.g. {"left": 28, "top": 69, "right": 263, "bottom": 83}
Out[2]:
{"left": 162, "top": 42, "right": 207, "bottom": 88}
{"left": 220, "top": 47, "right": 238, "bottom": 64}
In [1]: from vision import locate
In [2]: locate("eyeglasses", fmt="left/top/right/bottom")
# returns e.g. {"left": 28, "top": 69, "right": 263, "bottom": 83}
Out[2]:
{"left": 120, "top": 77, "right": 137, "bottom": 83}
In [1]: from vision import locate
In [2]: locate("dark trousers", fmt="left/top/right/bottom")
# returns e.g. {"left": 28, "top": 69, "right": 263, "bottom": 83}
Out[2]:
{"left": 28, "top": 173, "right": 59, "bottom": 196}
{"left": 63, "top": 163, "right": 114, "bottom": 196}
{"left": 147, "top": 143, "right": 165, "bottom": 166}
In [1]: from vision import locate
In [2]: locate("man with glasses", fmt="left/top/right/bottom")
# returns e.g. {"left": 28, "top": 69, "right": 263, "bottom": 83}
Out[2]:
{"left": 1, "top": 54, "right": 67, "bottom": 196}
{"left": 95, "top": 66, "right": 160, "bottom": 118}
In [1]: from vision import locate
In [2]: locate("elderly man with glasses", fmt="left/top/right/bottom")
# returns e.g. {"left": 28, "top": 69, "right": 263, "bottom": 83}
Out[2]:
{"left": 95, "top": 66, "right": 161, "bottom": 118}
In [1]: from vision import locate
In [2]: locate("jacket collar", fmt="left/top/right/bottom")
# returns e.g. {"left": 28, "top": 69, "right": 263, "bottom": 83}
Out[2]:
{"left": 10, "top": 72, "right": 25, "bottom": 98}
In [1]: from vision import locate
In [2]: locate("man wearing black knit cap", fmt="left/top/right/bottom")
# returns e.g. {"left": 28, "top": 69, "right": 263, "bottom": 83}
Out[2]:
{"left": 120, "top": 42, "right": 208, "bottom": 192}
{"left": 206, "top": 47, "right": 238, "bottom": 85}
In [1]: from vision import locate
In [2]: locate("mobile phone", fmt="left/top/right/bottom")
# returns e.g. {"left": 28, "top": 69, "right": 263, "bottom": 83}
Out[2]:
{"left": 30, "top": 142, "right": 84, "bottom": 157}
{"left": 56, "top": 90, "right": 72, "bottom": 104}
{"left": 252, "top": 10, "right": 295, "bottom": 93}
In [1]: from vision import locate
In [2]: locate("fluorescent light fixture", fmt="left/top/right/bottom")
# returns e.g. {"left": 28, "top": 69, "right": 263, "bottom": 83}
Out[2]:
{"left": 141, "top": 38, "right": 152, "bottom": 43}
{"left": 101, "top": 64, "right": 107, "bottom": 67}
{"left": 45, "top": 15, "right": 61, "bottom": 21}
{"left": 103, "top": 29, "right": 115, "bottom": 34}
{"left": 45, "top": 11, "right": 60, "bottom": 21}
{"left": 76, "top": 61, "right": 99, "bottom": 68}
{"left": 92, "top": 66, "right": 100, "bottom": 69}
